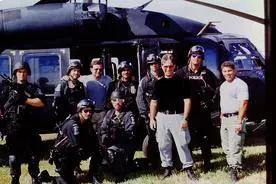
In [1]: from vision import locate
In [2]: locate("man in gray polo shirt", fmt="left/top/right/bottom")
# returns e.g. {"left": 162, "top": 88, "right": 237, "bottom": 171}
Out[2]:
{"left": 220, "top": 61, "right": 249, "bottom": 182}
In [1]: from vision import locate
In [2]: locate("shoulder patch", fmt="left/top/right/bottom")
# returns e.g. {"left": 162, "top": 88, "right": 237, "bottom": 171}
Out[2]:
{"left": 129, "top": 113, "right": 135, "bottom": 124}
{"left": 72, "top": 124, "right": 79, "bottom": 135}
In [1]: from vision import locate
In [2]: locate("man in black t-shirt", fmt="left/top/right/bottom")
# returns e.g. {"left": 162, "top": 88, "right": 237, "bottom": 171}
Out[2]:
{"left": 149, "top": 53, "right": 197, "bottom": 181}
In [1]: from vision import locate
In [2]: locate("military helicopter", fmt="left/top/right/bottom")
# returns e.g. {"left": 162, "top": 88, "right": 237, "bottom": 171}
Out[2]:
{"left": 0, "top": 0, "right": 265, "bottom": 144}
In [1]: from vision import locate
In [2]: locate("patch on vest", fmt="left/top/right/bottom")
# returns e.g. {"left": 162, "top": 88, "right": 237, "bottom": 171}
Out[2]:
{"left": 189, "top": 76, "right": 203, "bottom": 80}
{"left": 130, "top": 85, "right": 136, "bottom": 94}
{"left": 130, "top": 114, "right": 135, "bottom": 124}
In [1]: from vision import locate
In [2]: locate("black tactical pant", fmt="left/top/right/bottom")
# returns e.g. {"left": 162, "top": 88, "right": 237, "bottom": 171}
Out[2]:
{"left": 188, "top": 114, "right": 213, "bottom": 171}
{"left": 141, "top": 117, "right": 161, "bottom": 168}
{"left": 6, "top": 130, "right": 41, "bottom": 183}
{"left": 53, "top": 156, "right": 78, "bottom": 184}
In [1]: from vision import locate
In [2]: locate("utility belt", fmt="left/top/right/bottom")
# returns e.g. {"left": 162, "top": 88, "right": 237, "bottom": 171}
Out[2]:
{"left": 222, "top": 111, "right": 238, "bottom": 118}
{"left": 159, "top": 109, "right": 183, "bottom": 114}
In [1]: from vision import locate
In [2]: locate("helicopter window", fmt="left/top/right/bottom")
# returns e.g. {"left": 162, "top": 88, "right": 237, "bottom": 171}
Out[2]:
{"left": 0, "top": 55, "right": 11, "bottom": 79}
{"left": 23, "top": 53, "right": 61, "bottom": 94}
{"left": 229, "top": 42, "right": 255, "bottom": 56}
{"left": 229, "top": 43, "right": 263, "bottom": 70}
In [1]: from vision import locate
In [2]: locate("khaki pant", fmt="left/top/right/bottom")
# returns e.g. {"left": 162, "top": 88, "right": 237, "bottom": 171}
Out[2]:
{"left": 220, "top": 115, "right": 245, "bottom": 169}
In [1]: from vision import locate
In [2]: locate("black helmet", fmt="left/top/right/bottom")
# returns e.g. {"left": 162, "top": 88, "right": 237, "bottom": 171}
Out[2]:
{"left": 188, "top": 45, "right": 205, "bottom": 59}
{"left": 146, "top": 53, "right": 160, "bottom": 65}
{"left": 76, "top": 99, "right": 95, "bottom": 112}
{"left": 118, "top": 61, "right": 133, "bottom": 73}
{"left": 110, "top": 91, "right": 124, "bottom": 101}
{"left": 67, "top": 60, "right": 82, "bottom": 74}
{"left": 13, "top": 62, "right": 31, "bottom": 76}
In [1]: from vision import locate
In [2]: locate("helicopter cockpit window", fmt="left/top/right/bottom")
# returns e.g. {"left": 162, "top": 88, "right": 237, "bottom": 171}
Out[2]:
{"left": 23, "top": 53, "right": 61, "bottom": 94}
{"left": 229, "top": 43, "right": 263, "bottom": 70}
{"left": 0, "top": 55, "right": 11, "bottom": 79}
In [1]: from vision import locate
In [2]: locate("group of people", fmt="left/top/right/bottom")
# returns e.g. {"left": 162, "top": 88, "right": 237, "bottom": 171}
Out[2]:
{"left": 0, "top": 45, "right": 249, "bottom": 184}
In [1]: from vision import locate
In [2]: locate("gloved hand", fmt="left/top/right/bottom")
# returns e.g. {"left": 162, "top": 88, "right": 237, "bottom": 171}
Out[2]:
{"left": 102, "top": 135, "right": 111, "bottom": 146}
{"left": 48, "top": 149, "right": 56, "bottom": 165}
{"left": 110, "top": 127, "right": 120, "bottom": 141}
{"left": 13, "top": 90, "right": 28, "bottom": 105}
{"left": 77, "top": 148, "right": 86, "bottom": 160}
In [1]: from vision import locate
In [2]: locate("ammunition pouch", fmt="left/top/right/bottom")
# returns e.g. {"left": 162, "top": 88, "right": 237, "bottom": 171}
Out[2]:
{"left": 48, "top": 134, "right": 72, "bottom": 165}
{"left": 110, "top": 126, "right": 122, "bottom": 141}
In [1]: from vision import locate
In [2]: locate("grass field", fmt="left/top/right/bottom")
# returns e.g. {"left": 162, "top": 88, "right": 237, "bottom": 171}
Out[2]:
{"left": 0, "top": 134, "right": 266, "bottom": 184}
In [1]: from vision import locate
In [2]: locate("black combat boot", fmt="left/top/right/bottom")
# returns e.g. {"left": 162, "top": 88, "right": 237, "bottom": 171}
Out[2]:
{"left": 11, "top": 176, "right": 20, "bottom": 184}
{"left": 181, "top": 167, "right": 198, "bottom": 181}
{"left": 31, "top": 177, "right": 40, "bottom": 184}
{"left": 161, "top": 167, "right": 172, "bottom": 180}
{"left": 229, "top": 168, "right": 238, "bottom": 182}
{"left": 203, "top": 161, "right": 212, "bottom": 173}
{"left": 38, "top": 170, "right": 53, "bottom": 183}
{"left": 114, "top": 174, "right": 125, "bottom": 184}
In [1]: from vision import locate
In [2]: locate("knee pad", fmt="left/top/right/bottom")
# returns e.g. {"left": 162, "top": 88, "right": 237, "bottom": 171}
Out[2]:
{"left": 107, "top": 147, "right": 126, "bottom": 174}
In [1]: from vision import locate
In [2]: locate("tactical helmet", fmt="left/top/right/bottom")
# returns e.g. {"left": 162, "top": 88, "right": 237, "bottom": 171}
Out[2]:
{"left": 67, "top": 59, "right": 82, "bottom": 74}
{"left": 13, "top": 62, "right": 31, "bottom": 76}
{"left": 118, "top": 61, "right": 133, "bottom": 73}
{"left": 110, "top": 91, "right": 124, "bottom": 101}
{"left": 146, "top": 53, "right": 161, "bottom": 65}
{"left": 188, "top": 45, "right": 205, "bottom": 59}
{"left": 77, "top": 99, "right": 95, "bottom": 112}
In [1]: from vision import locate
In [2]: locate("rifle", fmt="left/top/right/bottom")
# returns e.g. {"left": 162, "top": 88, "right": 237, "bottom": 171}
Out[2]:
{"left": 0, "top": 72, "right": 31, "bottom": 98}
{"left": 1, "top": 73, "right": 32, "bottom": 112}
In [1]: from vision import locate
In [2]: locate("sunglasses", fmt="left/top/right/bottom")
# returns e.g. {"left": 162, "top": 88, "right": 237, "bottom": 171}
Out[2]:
{"left": 111, "top": 98, "right": 124, "bottom": 103}
{"left": 191, "top": 54, "right": 203, "bottom": 59}
{"left": 83, "top": 109, "right": 93, "bottom": 113}
{"left": 163, "top": 65, "right": 174, "bottom": 69}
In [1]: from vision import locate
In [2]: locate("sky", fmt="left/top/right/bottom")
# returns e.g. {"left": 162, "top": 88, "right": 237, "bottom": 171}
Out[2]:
{"left": 0, "top": 0, "right": 265, "bottom": 55}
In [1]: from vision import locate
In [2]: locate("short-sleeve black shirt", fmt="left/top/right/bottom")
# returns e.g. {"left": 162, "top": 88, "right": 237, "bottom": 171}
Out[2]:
{"left": 152, "top": 75, "right": 191, "bottom": 112}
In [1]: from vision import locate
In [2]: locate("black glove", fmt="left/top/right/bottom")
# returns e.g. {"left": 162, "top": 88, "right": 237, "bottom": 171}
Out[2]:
{"left": 77, "top": 148, "right": 86, "bottom": 160}
{"left": 13, "top": 91, "right": 28, "bottom": 105}
{"left": 102, "top": 135, "right": 111, "bottom": 146}
{"left": 48, "top": 149, "right": 56, "bottom": 165}
{"left": 110, "top": 127, "right": 120, "bottom": 141}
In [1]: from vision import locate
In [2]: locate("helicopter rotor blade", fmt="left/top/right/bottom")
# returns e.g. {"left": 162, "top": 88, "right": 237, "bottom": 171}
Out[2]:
{"left": 183, "top": 0, "right": 265, "bottom": 24}
{"left": 134, "top": 0, "right": 153, "bottom": 10}
{"left": 35, "top": 0, "right": 69, "bottom": 5}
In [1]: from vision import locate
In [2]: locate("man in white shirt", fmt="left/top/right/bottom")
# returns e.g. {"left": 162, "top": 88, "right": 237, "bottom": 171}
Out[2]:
{"left": 219, "top": 61, "right": 249, "bottom": 182}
